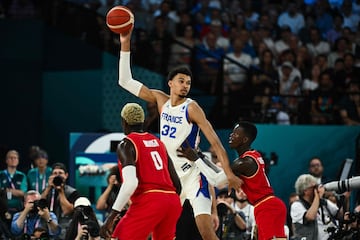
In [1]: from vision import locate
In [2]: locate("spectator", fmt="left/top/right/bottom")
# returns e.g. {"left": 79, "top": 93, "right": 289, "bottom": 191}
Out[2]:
{"left": 326, "top": 13, "right": 344, "bottom": 47}
{"left": 291, "top": 174, "right": 344, "bottom": 240}
{"left": 0, "top": 150, "right": 27, "bottom": 217}
{"left": 256, "top": 25, "right": 276, "bottom": 56}
{"left": 340, "top": 53, "right": 359, "bottom": 91}
{"left": 95, "top": 165, "right": 122, "bottom": 217}
{"left": 277, "top": 2, "right": 305, "bottom": 35}
{"left": 263, "top": 96, "right": 291, "bottom": 125}
{"left": 223, "top": 38, "right": 252, "bottom": 123}
{"left": 195, "top": 31, "right": 225, "bottom": 94}
{"left": 299, "top": 64, "right": 321, "bottom": 123}
{"left": 328, "top": 37, "right": 350, "bottom": 68}
{"left": 153, "top": 0, "right": 179, "bottom": 36}
{"left": 337, "top": 80, "right": 360, "bottom": 125}
{"left": 302, "top": 64, "right": 321, "bottom": 95}
{"left": 233, "top": 189, "right": 255, "bottom": 240}
{"left": 308, "top": 157, "right": 328, "bottom": 184}
{"left": 65, "top": 197, "right": 101, "bottom": 240}
{"left": 306, "top": 27, "right": 331, "bottom": 58}
{"left": 215, "top": 188, "right": 246, "bottom": 239}
{"left": 32, "top": 227, "right": 50, "bottom": 239}
{"left": 27, "top": 150, "right": 52, "bottom": 193}
{"left": 41, "top": 162, "right": 80, "bottom": 240}
{"left": 27, "top": 145, "right": 41, "bottom": 169}
{"left": 11, "top": 190, "right": 60, "bottom": 238}
{"left": 331, "top": 57, "right": 347, "bottom": 94}
{"left": 237, "top": 29, "right": 256, "bottom": 59}
{"left": 309, "top": 70, "right": 339, "bottom": 124}
{"left": 316, "top": 54, "right": 330, "bottom": 73}
{"left": 314, "top": 1, "right": 334, "bottom": 38}
{"left": 175, "top": 11, "right": 193, "bottom": 37}
{"left": 252, "top": 49, "right": 279, "bottom": 117}
{"left": 274, "top": 26, "right": 292, "bottom": 57}
{"left": 207, "top": 19, "right": 230, "bottom": 51}
{"left": 148, "top": 15, "right": 174, "bottom": 75}
{"left": 278, "top": 61, "right": 302, "bottom": 112}
{"left": 242, "top": 0, "right": 259, "bottom": 31}
{"left": 132, "top": 28, "right": 155, "bottom": 69}
{"left": 295, "top": 46, "right": 312, "bottom": 80}
{"left": 340, "top": 0, "right": 360, "bottom": 33}
{"left": 169, "top": 24, "right": 198, "bottom": 71}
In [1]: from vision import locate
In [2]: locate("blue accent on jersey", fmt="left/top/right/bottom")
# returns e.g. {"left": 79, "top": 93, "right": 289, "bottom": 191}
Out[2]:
{"left": 181, "top": 124, "right": 199, "bottom": 149}
{"left": 196, "top": 173, "right": 210, "bottom": 199}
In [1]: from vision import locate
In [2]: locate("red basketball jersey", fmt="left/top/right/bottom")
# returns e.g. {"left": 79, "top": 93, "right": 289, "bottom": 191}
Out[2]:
{"left": 239, "top": 150, "right": 274, "bottom": 205}
{"left": 118, "top": 132, "right": 177, "bottom": 201}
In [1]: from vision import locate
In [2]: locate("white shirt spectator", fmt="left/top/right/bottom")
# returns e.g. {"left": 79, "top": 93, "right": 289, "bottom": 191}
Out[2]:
{"left": 306, "top": 41, "right": 331, "bottom": 57}
{"left": 303, "top": 78, "right": 319, "bottom": 91}
{"left": 224, "top": 52, "right": 252, "bottom": 84}
{"left": 291, "top": 199, "right": 339, "bottom": 240}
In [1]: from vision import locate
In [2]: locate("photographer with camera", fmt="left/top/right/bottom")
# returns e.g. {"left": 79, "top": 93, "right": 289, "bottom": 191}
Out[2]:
{"left": 216, "top": 188, "right": 247, "bottom": 240}
{"left": 10, "top": 190, "right": 60, "bottom": 238}
{"left": 291, "top": 174, "right": 346, "bottom": 240}
{"left": 41, "top": 162, "right": 80, "bottom": 240}
{"left": 95, "top": 165, "right": 122, "bottom": 218}
{"left": 65, "top": 197, "right": 101, "bottom": 240}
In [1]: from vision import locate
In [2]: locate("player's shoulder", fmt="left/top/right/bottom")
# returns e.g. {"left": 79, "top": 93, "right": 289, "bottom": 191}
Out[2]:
{"left": 117, "top": 137, "right": 133, "bottom": 150}
{"left": 187, "top": 98, "right": 202, "bottom": 112}
{"left": 151, "top": 89, "right": 169, "bottom": 105}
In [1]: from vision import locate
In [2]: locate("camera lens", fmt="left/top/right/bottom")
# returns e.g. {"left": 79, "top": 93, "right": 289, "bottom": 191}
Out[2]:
{"left": 53, "top": 176, "right": 64, "bottom": 186}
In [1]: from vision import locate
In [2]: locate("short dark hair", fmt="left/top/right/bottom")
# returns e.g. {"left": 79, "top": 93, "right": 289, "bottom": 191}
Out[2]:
{"left": 52, "top": 162, "right": 68, "bottom": 173}
{"left": 308, "top": 156, "right": 322, "bottom": 166}
{"left": 35, "top": 149, "right": 48, "bottom": 160}
{"left": 167, "top": 66, "right": 193, "bottom": 81}
{"left": 107, "top": 165, "right": 121, "bottom": 183}
{"left": 237, "top": 121, "right": 257, "bottom": 143}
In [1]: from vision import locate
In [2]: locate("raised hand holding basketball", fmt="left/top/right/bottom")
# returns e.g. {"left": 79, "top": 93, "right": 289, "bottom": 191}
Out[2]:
{"left": 106, "top": 6, "right": 134, "bottom": 35}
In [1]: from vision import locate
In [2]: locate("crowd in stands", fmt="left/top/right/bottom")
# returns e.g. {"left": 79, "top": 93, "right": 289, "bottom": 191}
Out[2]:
{"left": 2, "top": 0, "right": 360, "bottom": 127}
{"left": 0, "top": 146, "right": 122, "bottom": 239}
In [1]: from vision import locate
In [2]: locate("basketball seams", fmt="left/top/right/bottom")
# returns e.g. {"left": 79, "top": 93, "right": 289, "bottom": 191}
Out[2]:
{"left": 106, "top": 6, "right": 134, "bottom": 33}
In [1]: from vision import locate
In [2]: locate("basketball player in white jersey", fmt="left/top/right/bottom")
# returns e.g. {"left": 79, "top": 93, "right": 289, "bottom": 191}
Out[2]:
{"left": 117, "top": 25, "right": 242, "bottom": 240}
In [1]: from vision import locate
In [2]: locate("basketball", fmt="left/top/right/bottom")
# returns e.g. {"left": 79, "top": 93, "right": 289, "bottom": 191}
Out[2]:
{"left": 106, "top": 6, "right": 134, "bottom": 34}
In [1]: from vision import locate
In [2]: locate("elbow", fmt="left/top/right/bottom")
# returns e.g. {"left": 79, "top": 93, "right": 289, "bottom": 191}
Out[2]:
{"left": 96, "top": 202, "right": 105, "bottom": 210}
{"left": 118, "top": 78, "right": 123, "bottom": 87}
{"left": 118, "top": 76, "right": 130, "bottom": 87}
{"left": 305, "top": 214, "right": 317, "bottom": 222}
{"left": 63, "top": 206, "right": 74, "bottom": 216}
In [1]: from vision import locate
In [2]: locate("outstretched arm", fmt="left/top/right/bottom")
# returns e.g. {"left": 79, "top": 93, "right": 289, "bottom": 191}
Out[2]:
{"left": 118, "top": 26, "right": 168, "bottom": 107}
{"left": 188, "top": 101, "right": 242, "bottom": 191}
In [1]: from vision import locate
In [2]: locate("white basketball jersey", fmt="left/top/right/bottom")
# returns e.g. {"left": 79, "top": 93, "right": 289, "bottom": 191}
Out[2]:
{"left": 160, "top": 98, "right": 200, "bottom": 178}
